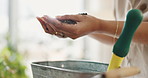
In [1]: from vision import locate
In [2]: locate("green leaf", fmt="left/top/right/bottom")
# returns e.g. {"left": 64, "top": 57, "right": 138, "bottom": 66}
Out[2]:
{"left": 0, "top": 47, "right": 28, "bottom": 78}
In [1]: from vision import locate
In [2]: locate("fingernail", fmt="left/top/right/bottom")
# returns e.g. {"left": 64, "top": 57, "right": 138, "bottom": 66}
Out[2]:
{"left": 36, "top": 17, "right": 42, "bottom": 22}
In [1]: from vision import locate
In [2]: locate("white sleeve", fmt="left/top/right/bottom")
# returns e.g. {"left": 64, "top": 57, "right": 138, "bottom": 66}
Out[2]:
{"left": 114, "top": 0, "right": 131, "bottom": 20}
{"left": 129, "top": 0, "right": 148, "bottom": 21}
{"left": 129, "top": 0, "right": 148, "bottom": 13}
{"left": 115, "top": 0, "right": 148, "bottom": 21}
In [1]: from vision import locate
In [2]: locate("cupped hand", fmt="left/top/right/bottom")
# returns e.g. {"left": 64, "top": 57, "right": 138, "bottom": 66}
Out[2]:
{"left": 37, "top": 14, "right": 101, "bottom": 39}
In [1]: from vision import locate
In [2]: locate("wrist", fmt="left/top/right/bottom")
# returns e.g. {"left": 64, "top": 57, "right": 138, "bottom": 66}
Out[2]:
{"left": 92, "top": 19, "right": 104, "bottom": 33}
{"left": 95, "top": 20, "right": 119, "bottom": 37}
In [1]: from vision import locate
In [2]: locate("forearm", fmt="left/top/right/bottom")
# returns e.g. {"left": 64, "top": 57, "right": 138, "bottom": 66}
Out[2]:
{"left": 89, "top": 33, "right": 117, "bottom": 45}
{"left": 97, "top": 20, "right": 148, "bottom": 44}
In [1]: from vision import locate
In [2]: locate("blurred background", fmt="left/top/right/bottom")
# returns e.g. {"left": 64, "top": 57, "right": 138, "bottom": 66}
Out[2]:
{"left": 0, "top": 0, "right": 115, "bottom": 78}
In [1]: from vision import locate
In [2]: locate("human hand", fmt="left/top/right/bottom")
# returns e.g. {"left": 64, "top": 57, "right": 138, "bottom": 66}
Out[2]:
{"left": 37, "top": 14, "right": 101, "bottom": 39}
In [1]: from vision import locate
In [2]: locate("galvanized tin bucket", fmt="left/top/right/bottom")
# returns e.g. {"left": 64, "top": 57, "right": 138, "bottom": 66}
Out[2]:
{"left": 31, "top": 60, "right": 108, "bottom": 78}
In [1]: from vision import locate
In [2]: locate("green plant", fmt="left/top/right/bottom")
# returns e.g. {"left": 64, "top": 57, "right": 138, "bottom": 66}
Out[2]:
{"left": 0, "top": 47, "right": 28, "bottom": 78}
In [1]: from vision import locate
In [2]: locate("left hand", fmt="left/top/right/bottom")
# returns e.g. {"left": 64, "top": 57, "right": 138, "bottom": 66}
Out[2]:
{"left": 37, "top": 14, "right": 101, "bottom": 39}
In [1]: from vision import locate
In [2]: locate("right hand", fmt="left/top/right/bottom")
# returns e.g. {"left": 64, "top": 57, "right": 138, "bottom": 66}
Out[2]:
{"left": 37, "top": 14, "right": 102, "bottom": 39}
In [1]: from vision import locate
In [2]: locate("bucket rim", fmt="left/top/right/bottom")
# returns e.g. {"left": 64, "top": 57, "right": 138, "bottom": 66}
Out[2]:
{"left": 31, "top": 60, "right": 108, "bottom": 74}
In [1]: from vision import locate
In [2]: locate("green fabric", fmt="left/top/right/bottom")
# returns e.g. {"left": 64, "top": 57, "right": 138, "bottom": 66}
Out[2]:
{"left": 113, "top": 9, "right": 143, "bottom": 57}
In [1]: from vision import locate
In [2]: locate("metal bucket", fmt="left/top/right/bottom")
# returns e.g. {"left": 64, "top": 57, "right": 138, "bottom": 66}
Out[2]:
{"left": 31, "top": 60, "right": 108, "bottom": 78}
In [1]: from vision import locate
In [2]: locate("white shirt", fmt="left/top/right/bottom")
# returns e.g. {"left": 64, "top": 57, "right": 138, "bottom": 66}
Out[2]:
{"left": 115, "top": 0, "right": 148, "bottom": 78}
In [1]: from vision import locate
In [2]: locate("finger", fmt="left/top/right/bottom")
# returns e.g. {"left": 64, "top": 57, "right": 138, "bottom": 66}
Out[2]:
{"left": 42, "top": 16, "right": 57, "bottom": 32}
{"left": 43, "top": 19, "right": 73, "bottom": 38}
{"left": 37, "top": 16, "right": 78, "bottom": 39}
{"left": 43, "top": 15, "right": 61, "bottom": 26}
{"left": 37, "top": 17, "right": 55, "bottom": 35}
{"left": 42, "top": 17, "right": 76, "bottom": 38}
{"left": 40, "top": 17, "right": 56, "bottom": 35}
{"left": 56, "top": 32, "right": 68, "bottom": 38}
{"left": 45, "top": 24, "right": 56, "bottom": 35}
{"left": 36, "top": 17, "right": 49, "bottom": 33}
{"left": 55, "top": 30, "right": 78, "bottom": 39}
{"left": 43, "top": 15, "right": 76, "bottom": 33}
